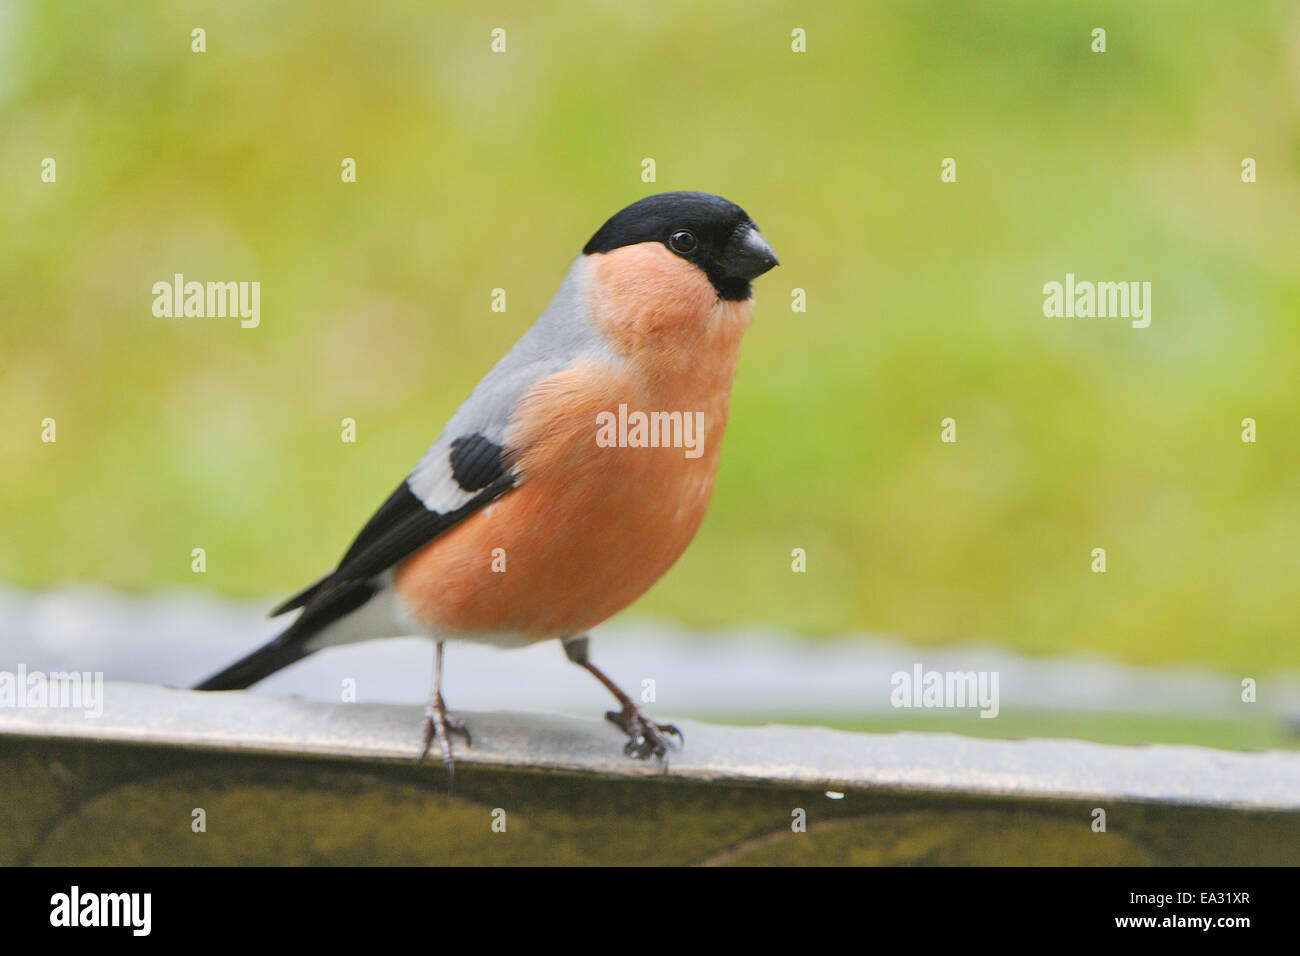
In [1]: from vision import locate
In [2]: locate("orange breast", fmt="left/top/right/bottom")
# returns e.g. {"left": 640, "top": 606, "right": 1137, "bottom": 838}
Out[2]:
{"left": 394, "top": 250, "right": 753, "bottom": 641}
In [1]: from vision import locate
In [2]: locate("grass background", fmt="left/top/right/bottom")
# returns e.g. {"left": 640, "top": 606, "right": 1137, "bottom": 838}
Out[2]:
{"left": 2, "top": 1, "right": 1297, "bottom": 679}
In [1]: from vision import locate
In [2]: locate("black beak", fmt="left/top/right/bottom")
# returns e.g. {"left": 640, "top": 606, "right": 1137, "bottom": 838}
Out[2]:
{"left": 721, "top": 224, "right": 779, "bottom": 281}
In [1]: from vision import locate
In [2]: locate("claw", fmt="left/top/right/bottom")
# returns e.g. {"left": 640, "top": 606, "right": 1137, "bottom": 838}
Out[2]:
{"left": 416, "top": 693, "right": 470, "bottom": 768}
{"left": 568, "top": 642, "right": 682, "bottom": 763}
{"left": 605, "top": 707, "right": 680, "bottom": 761}
{"left": 445, "top": 713, "right": 472, "bottom": 748}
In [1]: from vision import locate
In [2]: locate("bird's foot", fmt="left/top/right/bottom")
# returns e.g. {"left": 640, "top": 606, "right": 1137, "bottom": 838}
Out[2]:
{"left": 605, "top": 706, "right": 683, "bottom": 760}
{"left": 417, "top": 693, "right": 471, "bottom": 766}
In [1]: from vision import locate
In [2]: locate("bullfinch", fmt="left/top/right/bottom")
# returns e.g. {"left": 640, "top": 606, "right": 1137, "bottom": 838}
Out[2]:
{"left": 194, "top": 191, "right": 779, "bottom": 766}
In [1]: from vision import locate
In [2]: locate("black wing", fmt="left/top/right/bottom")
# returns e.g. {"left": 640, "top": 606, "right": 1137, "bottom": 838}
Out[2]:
{"left": 272, "top": 471, "right": 515, "bottom": 618}
{"left": 194, "top": 470, "right": 515, "bottom": 691}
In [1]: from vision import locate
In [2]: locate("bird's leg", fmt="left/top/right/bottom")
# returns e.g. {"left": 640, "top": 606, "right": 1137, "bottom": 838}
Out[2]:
{"left": 562, "top": 635, "right": 683, "bottom": 760}
{"left": 417, "top": 641, "right": 471, "bottom": 769}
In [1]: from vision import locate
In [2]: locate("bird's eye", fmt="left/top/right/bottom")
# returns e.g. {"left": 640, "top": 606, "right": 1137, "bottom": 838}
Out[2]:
{"left": 668, "top": 230, "right": 698, "bottom": 254}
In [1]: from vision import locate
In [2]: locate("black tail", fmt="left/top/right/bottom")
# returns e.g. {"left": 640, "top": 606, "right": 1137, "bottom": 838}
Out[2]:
{"left": 192, "top": 574, "right": 379, "bottom": 686}
{"left": 192, "top": 636, "right": 316, "bottom": 691}
{"left": 193, "top": 580, "right": 377, "bottom": 691}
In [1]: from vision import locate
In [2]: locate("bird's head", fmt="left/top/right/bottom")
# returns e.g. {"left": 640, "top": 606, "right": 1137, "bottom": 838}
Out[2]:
{"left": 583, "top": 191, "right": 778, "bottom": 303}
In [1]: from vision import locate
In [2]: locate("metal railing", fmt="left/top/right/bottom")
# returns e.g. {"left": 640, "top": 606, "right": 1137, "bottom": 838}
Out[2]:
{"left": 2, "top": 681, "right": 1297, "bottom": 865}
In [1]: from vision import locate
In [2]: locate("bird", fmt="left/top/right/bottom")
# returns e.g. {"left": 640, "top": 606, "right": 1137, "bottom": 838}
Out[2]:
{"left": 193, "top": 191, "right": 779, "bottom": 768}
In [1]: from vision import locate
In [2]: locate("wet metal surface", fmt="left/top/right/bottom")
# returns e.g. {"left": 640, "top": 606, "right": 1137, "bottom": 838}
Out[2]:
{"left": 4, "top": 681, "right": 1300, "bottom": 810}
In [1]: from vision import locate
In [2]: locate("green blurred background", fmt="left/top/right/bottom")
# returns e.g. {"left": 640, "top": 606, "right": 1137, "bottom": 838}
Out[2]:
{"left": 2, "top": 0, "right": 1297, "bottom": 686}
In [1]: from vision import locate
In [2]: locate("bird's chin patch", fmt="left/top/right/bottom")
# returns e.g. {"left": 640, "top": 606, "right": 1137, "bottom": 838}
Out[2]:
{"left": 709, "top": 295, "right": 755, "bottom": 336}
